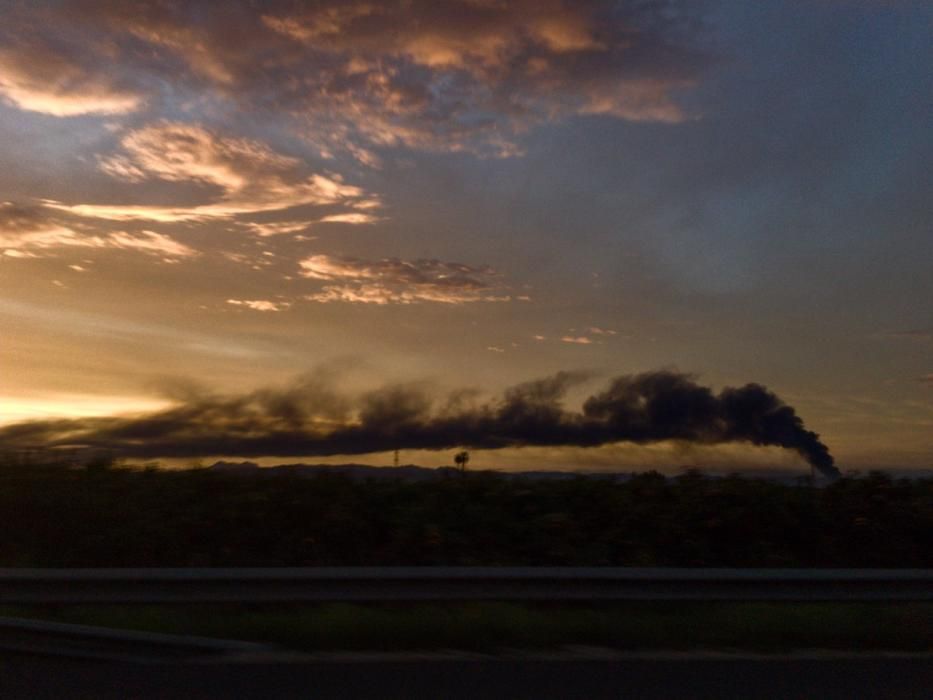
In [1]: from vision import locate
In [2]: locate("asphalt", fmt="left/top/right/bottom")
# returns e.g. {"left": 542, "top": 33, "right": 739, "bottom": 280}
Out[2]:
{"left": 2, "top": 654, "right": 932, "bottom": 699}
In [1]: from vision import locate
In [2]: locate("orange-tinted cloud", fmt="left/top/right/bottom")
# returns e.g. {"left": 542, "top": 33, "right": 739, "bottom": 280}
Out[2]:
{"left": 0, "top": 203, "right": 194, "bottom": 260}
{"left": 300, "top": 254, "right": 512, "bottom": 304}
{"left": 227, "top": 299, "right": 290, "bottom": 312}
{"left": 50, "top": 122, "right": 376, "bottom": 222}
{"left": 261, "top": 0, "right": 700, "bottom": 154}
{"left": 1, "top": 1, "right": 706, "bottom": 155}
{"left": 0, "top": 44, "right": 142, "bottom": 116}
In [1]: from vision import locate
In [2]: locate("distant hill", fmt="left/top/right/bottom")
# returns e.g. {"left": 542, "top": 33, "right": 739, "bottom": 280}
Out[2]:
{"left": 209, "top": 461, "right": 452, "bottom": 481}
{"left": 207, "top": 461, "right": 593, "bottom": 481}
{"left": 206, "top": 461, "right": 839, "bottom": 484}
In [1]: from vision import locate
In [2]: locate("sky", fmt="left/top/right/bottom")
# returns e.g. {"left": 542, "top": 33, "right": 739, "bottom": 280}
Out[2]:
{"left": 0, "top": 0, "right": 930, "bottom": 472}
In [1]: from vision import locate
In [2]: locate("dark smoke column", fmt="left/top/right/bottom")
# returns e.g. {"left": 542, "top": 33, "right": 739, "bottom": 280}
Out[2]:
{"left": 0, "top": 369, "right": 839, "bottom": 478}
{"left": 718, "top": 383, "right": 838, "bottom": 479}
{"left": 582, "top": 373, "right": 839, "bottom": 479}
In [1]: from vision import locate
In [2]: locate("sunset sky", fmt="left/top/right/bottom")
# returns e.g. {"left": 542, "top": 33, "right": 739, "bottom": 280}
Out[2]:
{"left": 0, "top": 1, "right": 930, "bottom": 472}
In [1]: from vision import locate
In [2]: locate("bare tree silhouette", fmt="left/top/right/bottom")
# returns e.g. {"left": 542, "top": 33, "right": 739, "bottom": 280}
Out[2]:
{"left": 454, "top": 450, "right": 470, "bottom": 474}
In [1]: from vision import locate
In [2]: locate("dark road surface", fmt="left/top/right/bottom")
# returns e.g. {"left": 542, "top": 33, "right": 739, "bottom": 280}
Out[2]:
{"left": 2, "top": 655, "right": 932, "bottom": 699}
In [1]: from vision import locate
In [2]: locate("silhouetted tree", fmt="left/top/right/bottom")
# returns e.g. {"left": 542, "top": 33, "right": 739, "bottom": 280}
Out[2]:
{"left": 454, "top": 451, "right": 470, "bottom": 474}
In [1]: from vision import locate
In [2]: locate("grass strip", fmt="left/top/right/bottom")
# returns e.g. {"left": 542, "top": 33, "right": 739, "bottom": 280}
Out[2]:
{"left": 2, "top": 602, "right": 931, "bottom": 653}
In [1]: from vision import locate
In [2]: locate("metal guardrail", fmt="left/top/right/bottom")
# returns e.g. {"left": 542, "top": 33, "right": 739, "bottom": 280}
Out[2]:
{"left": 1, "top": 568, "right": 931, "bottom": 604}
{"left": 0, "top": 616, "right": 270, "bottom": 662}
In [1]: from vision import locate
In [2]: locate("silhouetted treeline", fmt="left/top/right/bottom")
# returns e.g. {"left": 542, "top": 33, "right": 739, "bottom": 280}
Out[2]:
{"left": 1, "top": 465, "right": 931, "bottom": 567}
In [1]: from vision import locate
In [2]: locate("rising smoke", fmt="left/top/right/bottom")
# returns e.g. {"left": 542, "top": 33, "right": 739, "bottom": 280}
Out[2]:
{"left": 0, "top": 370, "right": 838, "bottom": 477}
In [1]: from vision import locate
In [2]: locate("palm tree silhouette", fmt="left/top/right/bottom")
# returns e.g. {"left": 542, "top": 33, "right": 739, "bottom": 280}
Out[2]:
{"left": 454, "top": 450, "right": 470, "bottom": 474}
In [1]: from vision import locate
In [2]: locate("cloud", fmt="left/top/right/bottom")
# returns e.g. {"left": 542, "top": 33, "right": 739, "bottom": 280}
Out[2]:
{"left": 0, "top": 203, "right": 195, "bottom": 260}
{"left": 318, "top": 213, "right": 382, "bottom": 225}
{"left": 227, "top": 299, "right": 290, "bottom": 312}
{"left": 104, "top": 231, "right": 197, "bottom": 259}
{"left": 1, "top": 1, "right": 707, "bottom": 156}
{"left": 241, "top": 213, "right": 380, "bottom": 237}
{"left": 0, "top": 369, "right": 838, "bottom": 478}
{"left": 50, "top": 123, "right": 376, "bottom": 223}
{"left": 242, "top": 221, "right": 315, "bottom": 237}
{"left": 0, "top": 202, "right": 78, "bottom": 255}
{"left": 258, "top": 0, "right": 703, "bottom": 154}
{"left": 306, "top": 285, "right": 511, "bottom": 305}
{"left": 561, "top": 336, "right": 593, "bottom": 345}
{"left": 0, "top": 44, "right": 142, "bottom": 116}
{"left": 299, "top": 254, "right": 512, "bottom": 304}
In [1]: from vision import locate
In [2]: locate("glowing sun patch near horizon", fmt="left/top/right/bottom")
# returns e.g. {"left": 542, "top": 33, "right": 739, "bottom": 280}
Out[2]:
{"left": 0, "top": 394, "right": 172, "bottom": 426}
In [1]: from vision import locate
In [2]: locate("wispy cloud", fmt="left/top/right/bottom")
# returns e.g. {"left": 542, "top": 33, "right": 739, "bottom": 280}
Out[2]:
{"left": 561, "top": 336, "right": 593, "bottom": 345}
{"left": 242, "top": 221, "right": 315, "bottom": 237}
{"left": 0, "top": 203, "right": 195, "bottom": 260}
{"left": 49, "top": 123, "right": 376, "bottom": 223}
{"left": 104, "top": 231, "right": 197, "bottom": 259}
{"left": 318, "top": 213, "right": 382, "bottom": 225}
{"left": 0, "top": 45, "right": 142, "bottom": 116}
{"left": 300, "top": 254, "right": 512, "bottom": 304}
{"left": 227, "top": 299, "right": 290, "bottom": 312}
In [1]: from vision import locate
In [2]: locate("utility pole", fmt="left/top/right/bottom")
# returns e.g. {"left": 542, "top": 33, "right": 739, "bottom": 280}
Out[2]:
{"left": 394, "top": 449, "right": 399, "bottom": 468}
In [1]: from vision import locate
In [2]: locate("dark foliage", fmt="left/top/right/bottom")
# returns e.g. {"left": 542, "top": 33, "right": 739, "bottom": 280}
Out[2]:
{"left": 0, "top": 465, "right": 931, "bottom": 567}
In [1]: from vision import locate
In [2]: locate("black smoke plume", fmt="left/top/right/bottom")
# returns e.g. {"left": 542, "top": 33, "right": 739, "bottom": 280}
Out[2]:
{"left": 0, "top": 370, "right": 838, "bottom": 478}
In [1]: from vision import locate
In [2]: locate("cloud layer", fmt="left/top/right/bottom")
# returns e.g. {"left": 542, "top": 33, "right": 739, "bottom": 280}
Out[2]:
{"left": 260, "top": 0, "right": 703, "bottom": 155}
{"left": 1, "top": 1, "right": 707, "bottom": 156}
{"left": 0, "top": 369, "right": 838, "bottom": 477}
